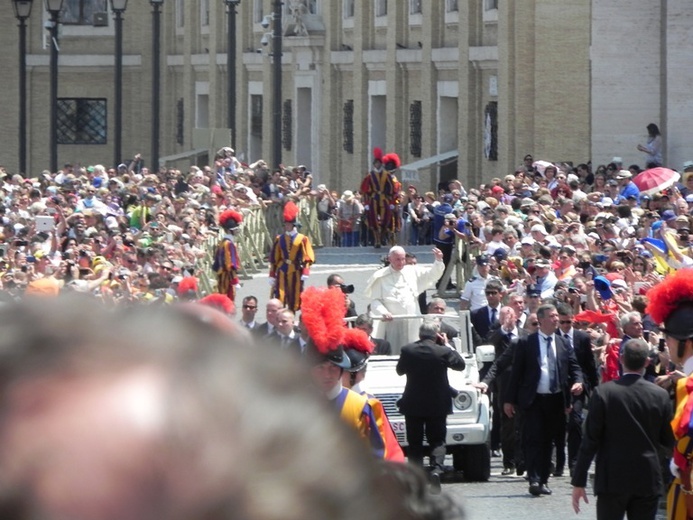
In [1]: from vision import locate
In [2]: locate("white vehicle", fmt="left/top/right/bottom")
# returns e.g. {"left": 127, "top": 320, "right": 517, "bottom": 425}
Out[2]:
{"left": 363, "top": 311, "right": 495, "bottom": 481}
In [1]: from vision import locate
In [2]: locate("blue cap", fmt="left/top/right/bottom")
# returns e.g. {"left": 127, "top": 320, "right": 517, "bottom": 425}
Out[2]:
{"left": 662, "top": 210, "right": 676, "bottom": 222}
{"left": 593, "top": 276, "right": 613, "bottom": 301}
{"left": 476, "top": 254, "right": 490, "bottom": 266}
{"left": 526, "top": 284, "right": 541, "bottom": 296}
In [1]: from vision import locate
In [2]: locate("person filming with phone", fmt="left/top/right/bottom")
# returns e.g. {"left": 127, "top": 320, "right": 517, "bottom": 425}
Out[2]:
{"left": 396, "top": 320, "right": 465, "bottom": 490}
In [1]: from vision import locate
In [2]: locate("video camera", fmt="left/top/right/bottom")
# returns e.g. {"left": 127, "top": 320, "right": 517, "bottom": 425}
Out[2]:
{"left": 337, "top": 283, "right": 354, "bottom": 295}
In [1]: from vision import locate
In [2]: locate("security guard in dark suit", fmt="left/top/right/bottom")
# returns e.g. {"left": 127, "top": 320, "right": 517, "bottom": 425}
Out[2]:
{"left": 397, "top": 320, "right": 465, "bottom": 488}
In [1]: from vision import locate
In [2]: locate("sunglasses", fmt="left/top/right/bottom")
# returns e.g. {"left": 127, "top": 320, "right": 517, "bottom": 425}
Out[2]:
{"left": 243, "top": 305, "right": 257, "bottom": 310}
{"left": 559, "top": 320, "right": 573, "bottom": 324}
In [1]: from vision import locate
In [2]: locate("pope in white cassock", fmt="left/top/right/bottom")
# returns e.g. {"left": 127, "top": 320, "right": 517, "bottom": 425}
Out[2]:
{"left": 364, "top": 246, "right": 445, "bottom": 354}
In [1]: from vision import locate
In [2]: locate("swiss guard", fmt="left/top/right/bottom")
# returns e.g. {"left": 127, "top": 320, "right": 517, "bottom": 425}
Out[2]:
{"left": 212, "top": 209, "right": 243, "bottom": 303}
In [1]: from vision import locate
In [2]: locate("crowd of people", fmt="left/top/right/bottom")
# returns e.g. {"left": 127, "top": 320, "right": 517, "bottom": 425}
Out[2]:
{"left": 4, "top": 135, "right": 693, "bottom": 519}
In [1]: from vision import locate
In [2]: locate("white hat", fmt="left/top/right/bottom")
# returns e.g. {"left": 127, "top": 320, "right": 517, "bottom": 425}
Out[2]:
{"left": 601, "top": 197, "right": 614, "bottom": 207}
{"left": 611, "top": 279, "right": 628, "bottom": 289}
{"left": 615, "top": 170, "right": 632, "bottom": 180}
{"left": 530, "top": 224, "right": 548, "bottom": 236}
{"left": 611, "top": 157, "right": 623, "bottom": 164}
{"left": 521, "top": 236, "right": 536, "bottom": 245}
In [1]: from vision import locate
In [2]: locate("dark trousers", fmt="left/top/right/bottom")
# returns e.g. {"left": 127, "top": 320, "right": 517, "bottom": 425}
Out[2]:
{"left": 552, "top": 410, "right": 567, "bottom": 472}
{"left": 596, "top": 493, "right": 659, "bottom": 520}
{"left": 567, "top": 397, "right": 586, "bottom": 471}
{"left": 405, "top": 415, "right": 447, "bottom": 474}
{"left": 523, "top": 393, "right": 564, "bottom": 485}
{"left": 514, "top": 409, "right": 525, "bottom": 471}
{"left": 491, "top": 394, "right": 501, "bottom": 451}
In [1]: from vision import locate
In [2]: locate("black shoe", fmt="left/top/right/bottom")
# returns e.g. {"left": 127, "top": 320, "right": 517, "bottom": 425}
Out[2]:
{"left": 552, "top": 469, "right": 564, "bottom": 477}
{"left": 539, "top": 484, "right": 552, "bottom": 495}
{"left": 501, "top": 467, "right": 515, "bottom": 476}
{"left": 528, "top": 482, "right": 541, "bottom": 496}
{"left": 516, "top": 465, "right": 525, "bottom": 477}
{"left": 429, "top": 473, "right": 441, "bottom": 494}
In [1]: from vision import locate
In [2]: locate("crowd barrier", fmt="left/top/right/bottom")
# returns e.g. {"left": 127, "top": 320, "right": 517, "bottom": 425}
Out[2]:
{"left": 197, "top": 200, "right": 472, "bottom": 297}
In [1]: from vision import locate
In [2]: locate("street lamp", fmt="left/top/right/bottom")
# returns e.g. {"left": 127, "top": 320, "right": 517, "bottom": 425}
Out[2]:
{"left": 13, "top": 0, "right": 33, "bottom": 175}
{"left": 224, "top": 0, "right": 241, "bottom": 149}
{"left": 150, "top": 0, "right": 164, "bottom": 173}
{"left": 271, "top": 0, "right": 282, "bottom": 170}
{"left": 45, "top": 0, "right": 64, "bottom": 174}
{"left": 110, "top": 0, "right": 128, "bottom": 169}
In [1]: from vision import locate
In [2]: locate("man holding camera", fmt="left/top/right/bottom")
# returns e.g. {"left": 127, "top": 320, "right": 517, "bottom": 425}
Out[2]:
{"left": 326, "top": 273, "right": 357, "bottom": 319}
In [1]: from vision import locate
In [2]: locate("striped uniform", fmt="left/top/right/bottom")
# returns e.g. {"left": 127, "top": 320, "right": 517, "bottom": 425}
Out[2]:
{"left": 360, "top": 168, "right": 398, "bottom": 240}
{"left": 212, "top": 236, "right": 240, "bottom": 302}
{"left": 269, "top": 231, "right": 315, "bottom": 311}
{"left": 668, "top": 376, "right": 693, "bottom": 520}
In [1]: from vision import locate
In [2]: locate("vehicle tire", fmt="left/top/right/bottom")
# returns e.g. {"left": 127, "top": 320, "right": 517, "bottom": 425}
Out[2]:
{"left": 457, "top": 444, "right": 491, "bottom": 482}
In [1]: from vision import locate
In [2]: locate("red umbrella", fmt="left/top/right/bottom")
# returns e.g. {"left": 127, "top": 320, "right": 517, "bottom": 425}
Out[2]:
{"left": 632, "top": 167, "right": 680, "bottom": 196}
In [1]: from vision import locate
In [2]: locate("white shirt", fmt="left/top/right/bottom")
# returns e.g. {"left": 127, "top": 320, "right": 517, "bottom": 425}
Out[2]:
{"left": 537, "top": 333, "right": 558, "bottom": 394}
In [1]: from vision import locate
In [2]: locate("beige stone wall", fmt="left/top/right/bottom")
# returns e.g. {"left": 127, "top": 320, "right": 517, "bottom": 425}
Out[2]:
{"left": 2, "top": 0, "right": 690, "bottom": 190}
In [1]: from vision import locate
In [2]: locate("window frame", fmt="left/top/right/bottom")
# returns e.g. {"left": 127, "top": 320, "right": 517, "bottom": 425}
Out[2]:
{"left": 56, "top": 97, "right": 108, "bottom": 146}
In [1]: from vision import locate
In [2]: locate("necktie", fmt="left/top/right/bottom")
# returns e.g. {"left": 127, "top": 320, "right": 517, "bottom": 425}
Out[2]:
{"left": 490, "top": 307, "right": 497, "bottom": 323}
{"left": 546, "top": 336, "right": 558, "bottom": 393}
{"left": 564, "top": 332, "right": 572, "bottom": 349}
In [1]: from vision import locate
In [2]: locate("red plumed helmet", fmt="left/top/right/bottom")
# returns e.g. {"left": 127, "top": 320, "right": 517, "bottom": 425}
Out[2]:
{"left": 646, "top": 269, "right": 693, "bottom": 340}
{"left": 373, "top": 147, "right": 383, "bottom": 162}
{"left": 300, "top": 287, "right": 346, "bottom": 355}
{"left": 382, "top": 153, "right": 401, "bottom": 171}
{"left": 342, "top": 327, "right": 374, "bottom": 354}
{"left": 176, "top": 276, "right": 198, "bottom": 297}
{"left": 283, "top": 201, "right": 300, "bottom": 223}
{"left": 198, "top": 293, "right": 235, "bottom": 315}
{"left": 219, "top": 209, "right": 243, "bottom": 230}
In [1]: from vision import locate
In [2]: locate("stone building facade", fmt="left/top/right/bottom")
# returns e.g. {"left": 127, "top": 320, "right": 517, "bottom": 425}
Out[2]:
{"left": 0, "top": 0, "right": 691, "bottom": 192}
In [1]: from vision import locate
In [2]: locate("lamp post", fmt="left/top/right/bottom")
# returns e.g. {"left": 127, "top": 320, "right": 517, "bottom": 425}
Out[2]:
{"left": 45, "top": 0, "right": 64, "bottom": 174}
{"left": 271, "top": 0, "right": 282, "bottom": 170}
{"left": 110, "top": 0, "right": 128, "bottom": 169}
{"left": 13, "top": 0, "right": 33, "bottom": 176}
{"left": 224, "top": 0, "right": 241, "bottom": 150}
{"left": 150, "top": 0, "right": 163, "bottom": 173}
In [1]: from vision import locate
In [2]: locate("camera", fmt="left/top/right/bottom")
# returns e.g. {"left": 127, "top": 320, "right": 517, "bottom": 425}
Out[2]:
{"left": 260, "top": 34, "right": 270, "bottom": 46}
{"left": 260, "top": 15, "right": 271, "bottom": 29}
{"left": 338, "top": 283, "right": 354, "bottom": 295}
{"left": 446, "top": 219, "right": 456, "bottom": 226}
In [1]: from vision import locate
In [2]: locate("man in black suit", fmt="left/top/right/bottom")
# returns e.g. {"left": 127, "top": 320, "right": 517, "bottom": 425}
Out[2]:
{"left": 504, "top": 303, "right": 584, "bottom": 496}
{"left": 571, "top": 339, "right": 674, "bottom": 519}
{"left": 253, "top": 298, "right": 283, "bottom": 338}
{"left": 477, "top": 306, "right": 528, "bottom": 475}
{"left": 268, "top": 308, "right": 301, "bottom": 356}
{"left": 557, "top": 304, "right": 599, "bottom": 476}
{"left": 426, "top": 298, "right": 459, "bottom": 341}
{"left": 470, "top": 279, "right": 504, "bottom": 345}
{"left": 238, "top": 295, "right": 261, "bottom": 334}
{"left": 396, "top": 320, "right": 466, "bottom": 488}
{"left": 354, "top": 314, "right": 391, "bottom": 355}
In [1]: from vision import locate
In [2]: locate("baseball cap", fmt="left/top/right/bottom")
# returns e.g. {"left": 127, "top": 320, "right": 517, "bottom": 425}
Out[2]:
{"left": 526, "top": 284, "right": 541, "bottom": 297}
{"left": 521, "top": 236, "right": 536, "bottom": 246}
{"left": 593, "top": 275, "right": 613, "bottom": 301}
{"left": 615, "top": 170, "right": 632, "bottom": 180}
{"left": 442, "top": 194, "right": 453, "bottom": 203}
{"left": 530, "top": 224, "right": 548, "bottom": 236}
{"left": 476, "top": 254, "right": 490, "bottom": 266}
{"left": 535, "top": 258, "right": 551, "bottom": 268}
{"left": 661, "top": 210, "right": 676, "bottom": 222}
